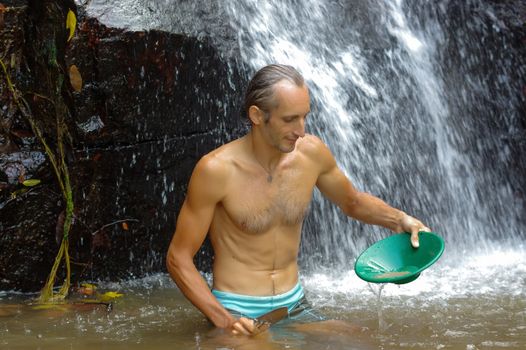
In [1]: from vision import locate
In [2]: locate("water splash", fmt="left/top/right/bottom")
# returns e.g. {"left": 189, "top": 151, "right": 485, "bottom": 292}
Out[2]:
{"left": 368, "top": 283, "right": 388, "bottom": 332}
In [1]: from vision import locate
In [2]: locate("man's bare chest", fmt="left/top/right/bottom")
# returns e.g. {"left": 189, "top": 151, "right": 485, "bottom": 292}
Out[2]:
{"left": 220, "top": 169, "right": 315, "bottom": 234}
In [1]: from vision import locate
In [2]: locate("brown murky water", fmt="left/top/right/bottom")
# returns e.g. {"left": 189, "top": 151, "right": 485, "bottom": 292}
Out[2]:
{"left": 1, "top": 249, "right": 525, "bottom": 349}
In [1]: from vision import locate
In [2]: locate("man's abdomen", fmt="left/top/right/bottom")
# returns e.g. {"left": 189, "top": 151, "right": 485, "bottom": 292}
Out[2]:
{"left": 212, "top": 257, "right": 299, "bottom": 296}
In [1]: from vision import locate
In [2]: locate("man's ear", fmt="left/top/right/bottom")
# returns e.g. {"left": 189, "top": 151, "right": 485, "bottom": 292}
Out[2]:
{"left": 248, "top": 105, "right": 265, "bottom": 125}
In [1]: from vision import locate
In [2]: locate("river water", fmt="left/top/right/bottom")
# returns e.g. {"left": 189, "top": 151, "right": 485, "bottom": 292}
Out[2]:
{"left": 2, "top": 0, "right": 525, "bottom": 349}
{"left": 1, "top": 247, "right": 526, "bottom": 349}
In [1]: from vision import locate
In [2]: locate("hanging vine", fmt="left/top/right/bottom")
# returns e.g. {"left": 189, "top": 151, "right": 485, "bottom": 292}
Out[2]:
{"left": 1, "top": 34, "right": 74, "bottom": 303}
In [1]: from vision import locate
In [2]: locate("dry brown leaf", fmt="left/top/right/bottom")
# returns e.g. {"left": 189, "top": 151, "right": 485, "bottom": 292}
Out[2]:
{"left": 0, "top": 4, "right": 5, "bottom": 31}
{"left": 69, "top": 64, "right": 82, "bottom": 92}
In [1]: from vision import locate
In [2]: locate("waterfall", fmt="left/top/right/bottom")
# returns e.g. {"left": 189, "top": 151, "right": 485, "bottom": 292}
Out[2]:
{"left": 224, "top": 0, "right": 526, "bottom": 269}
{"left": 80, "top": 0, "right": 525, "bottom": 270}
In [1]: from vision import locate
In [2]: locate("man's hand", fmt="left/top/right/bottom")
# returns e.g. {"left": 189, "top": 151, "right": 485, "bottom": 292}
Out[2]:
{"left": 400, "top": 214, "right": 431, "bottom": 248}
{"left": 230, "top": 317, "right": 268, "bottom": 336}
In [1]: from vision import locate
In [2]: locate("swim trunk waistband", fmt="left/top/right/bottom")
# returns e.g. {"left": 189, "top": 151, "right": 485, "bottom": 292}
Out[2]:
{"left": 212, "top": 282, "right": 304, "bottom": 318}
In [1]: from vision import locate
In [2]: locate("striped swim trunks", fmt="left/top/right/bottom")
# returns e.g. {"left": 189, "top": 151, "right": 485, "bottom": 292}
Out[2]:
{"left": 212, "top": 282, "right": 304, "bottom": 319}
{"left": 212, "top": 282, "right": 326, "bottom": 323}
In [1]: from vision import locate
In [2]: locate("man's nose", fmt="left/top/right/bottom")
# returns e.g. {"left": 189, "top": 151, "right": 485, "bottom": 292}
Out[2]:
{"left": 294, "top": 118, "right": 306, "bottom": 137}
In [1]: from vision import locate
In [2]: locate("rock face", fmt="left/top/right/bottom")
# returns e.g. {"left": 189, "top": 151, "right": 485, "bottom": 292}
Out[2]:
{"left": 1, "top": 1, "right": 246, "bottom": 291}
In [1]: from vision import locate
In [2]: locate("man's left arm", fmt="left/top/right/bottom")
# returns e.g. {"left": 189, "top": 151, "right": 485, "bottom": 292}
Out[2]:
{"left": 312, "top": 137, "right": 430, "bottom": 247}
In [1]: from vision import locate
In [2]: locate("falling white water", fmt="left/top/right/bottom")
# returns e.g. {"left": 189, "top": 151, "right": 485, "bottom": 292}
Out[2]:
{"left": 224, "top": 0, "right": 525, "bottom": 270}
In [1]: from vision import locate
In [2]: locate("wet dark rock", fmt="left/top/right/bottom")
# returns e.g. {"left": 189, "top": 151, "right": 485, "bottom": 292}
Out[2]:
{"left": 1, "top": 0, "right": 245, "bottom": 291}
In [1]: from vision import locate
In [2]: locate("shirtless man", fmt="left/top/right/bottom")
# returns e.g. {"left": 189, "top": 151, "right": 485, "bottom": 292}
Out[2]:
{"left": 166, "top": 64, "right": 430, "bottom": 336}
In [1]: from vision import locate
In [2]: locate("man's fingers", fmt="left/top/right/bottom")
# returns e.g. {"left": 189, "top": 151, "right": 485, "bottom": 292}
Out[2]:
{"left": 239, "top": 317, "right": 257, "bottom": 332}
{"left": 411, "top": 230, "right": 420, "bottom": 248}
{"left": 231, "top": 317, "right": 257, "bottom": 336}
{"left": 232, "top": 322, "right": 251, "bottom": 335}
{"left": 411, "top": 226, "right": 432, "bottom": 248}
{"left": 402, "top": 214, "right": 432, "bottom": 249}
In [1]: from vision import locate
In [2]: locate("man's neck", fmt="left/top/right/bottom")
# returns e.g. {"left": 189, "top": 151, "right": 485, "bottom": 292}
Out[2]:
{"left": 248, "top": 130, "right": 283, "bottom": 174}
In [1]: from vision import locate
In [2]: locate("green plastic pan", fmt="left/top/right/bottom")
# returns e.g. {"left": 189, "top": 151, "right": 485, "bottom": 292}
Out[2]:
{"left": 354, "top": 231, "right": 445, "bottom": 284}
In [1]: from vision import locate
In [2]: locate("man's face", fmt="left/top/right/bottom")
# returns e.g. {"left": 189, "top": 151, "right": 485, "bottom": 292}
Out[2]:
{"left": 262, "top": 81, "right": 310, "bottom": 153}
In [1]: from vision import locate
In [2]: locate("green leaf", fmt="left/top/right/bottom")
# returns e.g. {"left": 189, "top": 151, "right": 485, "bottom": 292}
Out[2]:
{"left": 22, "top": 179, "right": 41, "bottom": 187}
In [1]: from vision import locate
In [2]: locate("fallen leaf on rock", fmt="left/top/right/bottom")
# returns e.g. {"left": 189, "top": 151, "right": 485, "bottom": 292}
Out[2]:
{"left": 66, "top": 9, "right": 76, "bottom": 42}
{"left": 100, "top": 291, "right": 123, "bottom": 302}
{"left": 69, "top": 64, "right": 82, "bottom": 92}
{"left": 22, "top": 179, "right": 41, "bottom": 187}
{"left": 0, "top": 5, "right": 5, "bottom": 31}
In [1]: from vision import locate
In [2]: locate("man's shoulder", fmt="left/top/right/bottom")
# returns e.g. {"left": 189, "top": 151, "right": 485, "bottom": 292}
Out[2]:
{"left": 194, "top": 138, "right": 241, "bottom": 178}
{"left": 297, "top": 133, "right": 331, "bottom": 156}
{"left": 297, "top": 134, "right": 336, "bottom": 170}
{"left": 300, "top": 133, "right": 325, "bottom": 146}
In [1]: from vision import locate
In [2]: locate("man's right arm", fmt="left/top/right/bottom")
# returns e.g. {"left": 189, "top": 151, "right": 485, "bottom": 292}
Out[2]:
{"left": 310, "top": 135, "right": 430, "bottom": 247}
{"left": 166, "top": 155, "right": 235, "bottom": 328}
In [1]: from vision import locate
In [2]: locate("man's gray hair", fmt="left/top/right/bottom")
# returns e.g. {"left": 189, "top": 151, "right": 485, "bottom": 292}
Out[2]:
{"left": 244, "top": 64, "right": 305, "bottom": 120}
